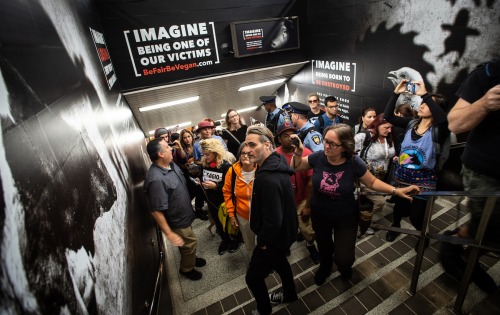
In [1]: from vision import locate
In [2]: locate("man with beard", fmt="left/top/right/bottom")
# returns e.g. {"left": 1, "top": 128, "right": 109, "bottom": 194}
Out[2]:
{"left": 244, "top": 126, "right": 298, "bottom": 315}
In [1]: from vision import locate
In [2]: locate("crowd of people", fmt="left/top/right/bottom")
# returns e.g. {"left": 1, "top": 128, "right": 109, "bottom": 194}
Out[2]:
{"left": 143, "top": 60, "right": 500, "bottom": 314}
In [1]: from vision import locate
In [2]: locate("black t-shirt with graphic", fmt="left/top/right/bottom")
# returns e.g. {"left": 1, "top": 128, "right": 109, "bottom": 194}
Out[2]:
{"left": 308, "top": 152, "right": 367, "bottom": 219}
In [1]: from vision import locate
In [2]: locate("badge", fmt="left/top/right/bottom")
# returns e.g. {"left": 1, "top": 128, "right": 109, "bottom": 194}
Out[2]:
{"left": 312, "top": 135, "right": 321, "bottom": 145}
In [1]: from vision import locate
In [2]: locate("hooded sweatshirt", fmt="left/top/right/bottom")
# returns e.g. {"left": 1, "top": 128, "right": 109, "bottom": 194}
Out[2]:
{"left": 250, "top": 152, "right": 298, "bottom": 252}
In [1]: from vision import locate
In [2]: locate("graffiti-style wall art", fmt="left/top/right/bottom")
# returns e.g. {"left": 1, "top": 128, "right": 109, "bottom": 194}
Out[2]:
{"left": 285, "top": 0, "right": 500, "bottom": 124}
{"left": 0, "top": 0, "right": 158, "bottom": 314}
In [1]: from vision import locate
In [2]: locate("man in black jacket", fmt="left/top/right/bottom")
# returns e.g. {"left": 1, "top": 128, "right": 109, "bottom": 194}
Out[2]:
{"left": 245, "top": 126, "right": 298, "bottom": 315}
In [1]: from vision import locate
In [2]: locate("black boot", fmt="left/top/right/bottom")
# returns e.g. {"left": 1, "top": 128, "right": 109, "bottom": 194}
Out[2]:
{"left": 439, "top": 231, "right": 497, "bottom": 294}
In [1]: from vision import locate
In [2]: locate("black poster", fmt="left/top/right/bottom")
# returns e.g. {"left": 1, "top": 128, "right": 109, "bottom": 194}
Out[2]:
{"left": 231, "top": 17, "right": 300, "bottom": 58}
{"left": 123, "top": 22, "right": 220, "bottom": 79}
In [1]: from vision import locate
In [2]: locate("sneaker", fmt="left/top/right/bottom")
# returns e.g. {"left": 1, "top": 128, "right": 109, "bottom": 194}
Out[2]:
{"left": 218, "top": 241, "right": 229, "bottom": 255}
{"left": 228, "top": 239, "right": 241, "bottom": 253}
{"left": 251, "top": 310, "right": 261, "bottom": 315}
{"left": 306, "top": 243, "right": 320, "bottom": 264}
{"left": 365, "top": 228, "right": 375, "bottom": 235}
{"left": 195, "top": 257, "right": 206, "bottom": 267}
{"left": 314, "top": 266, "right": 332, "bottom": 286}
{"left": 269, "top": 291, "right": 284, "bottom": 304}
{"left": 385, "top": 230, "right": 400, "bottom": 242}
{"left": 195, "top": 207, "right": 208, "bottom": 220}
{"left": 179, "top": 268, "right": 202, "bottom": 281}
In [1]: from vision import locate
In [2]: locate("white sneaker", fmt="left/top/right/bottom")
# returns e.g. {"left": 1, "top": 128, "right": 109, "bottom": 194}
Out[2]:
{"left": 365, "top": 228, "right": 375, "bottom": 235}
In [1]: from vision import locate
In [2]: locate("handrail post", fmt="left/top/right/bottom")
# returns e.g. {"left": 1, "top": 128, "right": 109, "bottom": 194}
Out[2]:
{"left": 452, "top": 196, "right": 497, "bottom": 314}
{"left": 408, "top": 195, "right": 435, "bottom": 295}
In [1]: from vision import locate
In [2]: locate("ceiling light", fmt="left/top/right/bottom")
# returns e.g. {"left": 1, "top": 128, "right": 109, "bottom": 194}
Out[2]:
{"left": 238, "top": 78, "right": 286, "bottom": 91}
{"left": 220, "top": 106, "right": 258, "bottom": 117}
{"left": 139, "top": 96, "right": 199, "bottom": 112}
{"left": 148, "top": 121, "right": 192, "bottom": 135}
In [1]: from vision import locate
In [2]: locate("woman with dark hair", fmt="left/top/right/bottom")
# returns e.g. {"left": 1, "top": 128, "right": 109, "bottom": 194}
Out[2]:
{"left": 199, "top": 138, "right": 240, "bottom": 255}
{"left": 354, "top": 106, "right": 377, "bottom": 134}
{"left": 383, "top": 80, "right": 449, "bottom": 244}
{"left": 223, "top": 142, "right": 257, "bottom": 258}
{"left": 354, "top": 114, "right": 396, "bottom": 236}
{"left": 172, "top": 129, "right": 208, "bottom": 221}
{"left": 290, "top": 124, "right": 419, "bottom": 285}
{"left": 222, "top": 109, "right": 248, "bottom": 157}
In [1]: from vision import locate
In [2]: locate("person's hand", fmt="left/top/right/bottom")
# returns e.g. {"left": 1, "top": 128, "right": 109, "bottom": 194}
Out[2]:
{"left": 172, "top": 140, "right": 181, "bottom": 148}
{"left": 413, "top": 80, "right": 428, "bottom": 96}
{"left": 166, "top": 232, "right": 185, "bottom": 247}
{"left": 480, "top": 84, "right": 500, "bottom": 112}
{"left": 229, "top": 216, "right": 239, "bottom": 230}
{"left": 300, "top": 205, "right": 311, "bottom": 221}
{"left": 394, "top": 79, "right": 409, "bottom": 94}
{"left": 290, "top": 134, "right": 304, "bottom": 150}
{"left": 394, "top": 185, "right": 420, "bottom": 201}
{"left": 202, "top": 180, "right": 216, "bottom": 189}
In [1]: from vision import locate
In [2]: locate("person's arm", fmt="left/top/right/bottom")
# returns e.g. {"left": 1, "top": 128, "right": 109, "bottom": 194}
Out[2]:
{"left": 384, "top": 80, "right": 414, "bottom": 128}
{"left": 359, "top": 169, "right": 420, "bottom": 201}
{"left": 448, "top": 85, "right": 500, "bottom": 134}
{"left": 151, "top": 211, "right": 185, "bottom": 247}
{"left": 289, "top": 133, "right": 312, "bottom": 171}
{"left": 222, "top": 167, "right": 235, "bottom": 217}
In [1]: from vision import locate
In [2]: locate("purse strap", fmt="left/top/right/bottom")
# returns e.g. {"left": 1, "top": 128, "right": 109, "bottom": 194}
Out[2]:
{"left": 230, "top": 166, "right": 237, "bottom": 216}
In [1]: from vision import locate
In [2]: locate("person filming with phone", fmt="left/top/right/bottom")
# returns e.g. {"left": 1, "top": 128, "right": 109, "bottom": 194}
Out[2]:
{"left": 383, "top": 79, "right": 449, "bottom": 247}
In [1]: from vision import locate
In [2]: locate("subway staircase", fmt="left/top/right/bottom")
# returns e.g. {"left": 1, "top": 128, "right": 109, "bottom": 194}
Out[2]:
{"left": 161, "top": 196, "right": 500, "bottom": 315}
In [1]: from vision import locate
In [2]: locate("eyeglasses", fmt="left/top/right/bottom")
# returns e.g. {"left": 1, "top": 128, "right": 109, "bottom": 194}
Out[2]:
{"left": 323, "top": 139, "right": 342, "bottom": 148}
{"left": 308, "top": 99, "right": 319, "bottom": 103}
{"left": 327, "top": 105, "right": 338, "bottom": 109}
{"left": 229, "top": 114, "right": 238, "bottom": 119}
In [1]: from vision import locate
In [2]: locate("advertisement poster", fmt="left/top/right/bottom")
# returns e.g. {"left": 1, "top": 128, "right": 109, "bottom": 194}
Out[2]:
{"left": 123, "top": 22, "right": 220, "bottom": 78}
{"left": 231, "top": 16, "right": 300, "bottom": 58}
{"left": 311, "top": 59, "right": 357, "bottom": 92}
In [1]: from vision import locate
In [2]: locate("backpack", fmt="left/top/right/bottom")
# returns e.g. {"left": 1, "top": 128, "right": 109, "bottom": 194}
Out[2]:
{"left": 358, "top": 131, "right": 373, "bottom": 161}
{"left": 217, "top": 166, "right": 238, "bottom": 235}
{"left": 405, "top": 119, "right": 453, "bottom": 171}
{"left": 317, "top": 114, "right": 342, "bottom": 135}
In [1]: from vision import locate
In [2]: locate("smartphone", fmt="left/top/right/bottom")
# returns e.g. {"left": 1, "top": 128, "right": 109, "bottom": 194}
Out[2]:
{"left": 292, "top": 138, "right": 300, "bottom": 147}
{"left": 405, "top": 82, "right": 417, "bottom": 94}
{"left": 189, "top": 177, "right": 199, "bottom": 185}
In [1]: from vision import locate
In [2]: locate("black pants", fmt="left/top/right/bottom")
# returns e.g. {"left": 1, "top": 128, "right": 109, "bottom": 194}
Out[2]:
{"left": 246, "top": 246, "right": 297, "bottom": 315}
{"left": 311, "top": 210, "right": 358, "bottom": 274}
{"left": 391, "top": 196, "right": 427, "bottom": 231}
{"left": 207, "top": 202, "right": 231, "bottom": 242}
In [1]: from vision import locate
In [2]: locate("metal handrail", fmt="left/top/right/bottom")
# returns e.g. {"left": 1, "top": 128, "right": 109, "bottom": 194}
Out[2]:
{"left": 365, "top": 190, "right": 499, "bottom": 314}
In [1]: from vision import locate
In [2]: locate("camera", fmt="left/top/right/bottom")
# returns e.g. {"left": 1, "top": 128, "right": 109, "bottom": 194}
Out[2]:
{"left": 405, "top": 82, "right": 417, "bottom": 94}
{"left": 292, "top": 138, "right": 300, "bottom": 147}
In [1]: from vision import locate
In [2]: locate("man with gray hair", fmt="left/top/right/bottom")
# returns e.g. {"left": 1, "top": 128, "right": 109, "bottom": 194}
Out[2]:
{"left": 244, "top": 126, "right": 298, "bottom": 315}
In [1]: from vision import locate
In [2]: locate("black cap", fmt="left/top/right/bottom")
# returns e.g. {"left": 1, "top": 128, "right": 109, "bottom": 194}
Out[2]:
{"left": 277, "top": 122, "right": 297, "bottom": 136}
{"left": 259, "top": 96, "right": 276, "bottom": 105}
{"left": 288, "top": 102, "right": 310, "bottom": 115}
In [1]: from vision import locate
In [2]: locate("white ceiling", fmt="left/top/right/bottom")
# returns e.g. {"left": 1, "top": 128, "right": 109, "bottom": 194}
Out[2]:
{"left": 124, "top": 61, "right": 309, "bottom": 135}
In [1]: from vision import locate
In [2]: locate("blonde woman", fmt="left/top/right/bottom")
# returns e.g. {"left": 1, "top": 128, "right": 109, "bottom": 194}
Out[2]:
{"left": 223, "top": 142, "right": 257, "bottom": 258}
{"left": 199, "top": 138, "right": 239, "bottom": 255}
